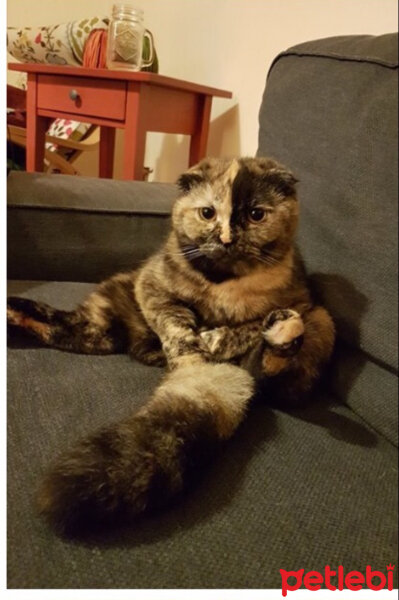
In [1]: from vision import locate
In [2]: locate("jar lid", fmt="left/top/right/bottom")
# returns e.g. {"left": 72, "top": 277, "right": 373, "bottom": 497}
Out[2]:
{"left": 112, "top": 3, "right": 144, "bottom": 18}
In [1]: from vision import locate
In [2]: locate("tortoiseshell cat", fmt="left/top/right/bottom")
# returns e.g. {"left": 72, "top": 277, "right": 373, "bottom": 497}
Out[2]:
{"left": 7, "top": 157, "right": 335, "bottom": 535}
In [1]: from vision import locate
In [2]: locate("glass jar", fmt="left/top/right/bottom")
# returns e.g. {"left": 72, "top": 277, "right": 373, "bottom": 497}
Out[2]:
{"left": 106, "top": 4, "right": 154, "bottom": 71}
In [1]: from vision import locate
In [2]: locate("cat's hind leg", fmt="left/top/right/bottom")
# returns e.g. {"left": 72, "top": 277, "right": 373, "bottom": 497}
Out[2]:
{"left": 7, "top": 293, "right": 128, "bottom": 354}
{"left": 260, "top": 306, "right": 335, "bottom": 406}
{"left": 7, "top": 272, "right": 164, "bottom": 362}
{"left": 262, "top": 309, "right": 305, "bottom": 359}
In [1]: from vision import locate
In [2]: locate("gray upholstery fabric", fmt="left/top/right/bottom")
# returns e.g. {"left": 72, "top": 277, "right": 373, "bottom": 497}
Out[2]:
{"left": 7, "top": 281, "right": 398, "bottom": 589}
{"left": 7, "top": 172, "right": 178, "bottom": 282}
{"left": 257, "top": 33, "right": 398, "bottom": 442}
{"left": 330, "top": 341, "right": 398, "bottom": 446}
{"left": 8, "top": 33, "right": 398, "bottom": 589}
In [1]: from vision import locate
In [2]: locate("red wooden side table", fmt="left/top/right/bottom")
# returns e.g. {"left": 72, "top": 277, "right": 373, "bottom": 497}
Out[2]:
{"left": 8, "top": 63, "right": 232, "bottom": 180}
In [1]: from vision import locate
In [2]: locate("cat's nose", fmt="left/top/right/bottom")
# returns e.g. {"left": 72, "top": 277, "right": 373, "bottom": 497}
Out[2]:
{"left": 221, "top": 240, "right": 233, "bottom": 248}
{"left": 219, "top": 228, "right": 232, "bottom": 245}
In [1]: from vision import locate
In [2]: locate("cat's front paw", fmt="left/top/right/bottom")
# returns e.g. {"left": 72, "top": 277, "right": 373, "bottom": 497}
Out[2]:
{"left": 200, "top": 326, "right": 230, "bottom": 356}
{"left": 262, "top": 309, "right": 304, "bottom": 357}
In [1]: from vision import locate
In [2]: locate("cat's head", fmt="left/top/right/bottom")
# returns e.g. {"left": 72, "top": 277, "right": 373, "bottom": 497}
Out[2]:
{"left": 172, "top": 157, "right": 298, "bottom": 277}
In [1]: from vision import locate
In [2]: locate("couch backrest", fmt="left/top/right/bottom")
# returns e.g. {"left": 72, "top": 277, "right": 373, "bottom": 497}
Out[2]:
{"left": 257, "top": 34, "right": 398, "bottom": 443}
{"left": 7, "top": 172, "right": 176, "bottom": 283}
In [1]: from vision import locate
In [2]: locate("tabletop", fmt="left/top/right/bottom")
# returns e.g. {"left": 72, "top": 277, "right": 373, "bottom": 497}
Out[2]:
{"left": 8, "top": 63, "right": 232, "bottom": 99}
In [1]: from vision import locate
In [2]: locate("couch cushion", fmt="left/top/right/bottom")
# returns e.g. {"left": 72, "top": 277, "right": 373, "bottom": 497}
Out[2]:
{"left": 7, "top": 281, "right": 397, "bottom": 588}
{"left": 257, "top": 34, "right": 398, "bottom": 440}
{"left": 7, "top": 172, "right": 178, "bottom": 283}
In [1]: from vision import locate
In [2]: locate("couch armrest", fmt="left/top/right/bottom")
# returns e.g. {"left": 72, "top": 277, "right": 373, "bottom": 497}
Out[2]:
{"left": 7, "top": 171, "right": 177, "bottom": 282}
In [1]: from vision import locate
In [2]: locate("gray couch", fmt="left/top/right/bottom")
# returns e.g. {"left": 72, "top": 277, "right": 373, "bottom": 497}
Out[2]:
{"left": 7, "top": 34, "right": 398, "bottom": 589}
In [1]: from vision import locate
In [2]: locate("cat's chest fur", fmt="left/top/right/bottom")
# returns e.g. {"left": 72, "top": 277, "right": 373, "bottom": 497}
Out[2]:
{"left": 173, "top": 259, "right": 294, "bottom": 326}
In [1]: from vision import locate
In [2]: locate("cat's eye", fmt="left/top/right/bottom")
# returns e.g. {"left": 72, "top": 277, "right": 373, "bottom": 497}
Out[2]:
{"left": 199, "top": 206, "right": 216, "bottom": 221}
{"left": 248, "top": 207, "right": 266, "bottom": 223}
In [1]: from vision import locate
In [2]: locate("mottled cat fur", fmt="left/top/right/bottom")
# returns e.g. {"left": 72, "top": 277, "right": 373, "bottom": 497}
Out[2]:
{"left": 7, "top": 157, "right": 335, "bottom": 535}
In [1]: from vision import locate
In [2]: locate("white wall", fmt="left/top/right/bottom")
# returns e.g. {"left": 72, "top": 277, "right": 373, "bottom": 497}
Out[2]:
{"left": 7, "top": 0, "right": 398, "bottom": 181}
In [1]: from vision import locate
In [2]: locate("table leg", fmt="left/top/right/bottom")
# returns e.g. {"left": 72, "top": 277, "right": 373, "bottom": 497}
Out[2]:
{"left": 26, "top": 73, "right": 49, "bottom": 173}
{"left": 99, "top": 126, "right": 116, "bottom": 178}
{"left": 189, "top": 95, "right": 212, "bottom": 166}
{"left": 123, "top": 82, "right": 146, "bottom": 180}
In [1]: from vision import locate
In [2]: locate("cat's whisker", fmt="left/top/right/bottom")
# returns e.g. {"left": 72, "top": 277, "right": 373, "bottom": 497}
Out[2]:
{"left": 183, "top": 248, "right": 202, "bottom": 255}
{"left": 247, "top": 250, "right": 274, "bottom": 262}
{"left": 182, "top": 249, "right": 205, "bottom": 258}
{"left": 263, "top": 252, "right": 282, "bottom": 262}
{"left": 260, "top": 249, "right": 283, "bottom": 263}
{"left": 248, "top": 251, "right": 285, "bottom": 268}
{"left": 264, "top": 247, "right": 289, "bottom": 261}
{"left": 165, "top": 249, "right": 202, "bottom": 258}
{"left": 262, "top": 256, "right": 280, "bottom": 265}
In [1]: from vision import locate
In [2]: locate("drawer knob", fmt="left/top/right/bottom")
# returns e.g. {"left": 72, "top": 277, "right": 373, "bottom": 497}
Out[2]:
{"left": 69, "top": 89, "right": 80, "bottom": 101}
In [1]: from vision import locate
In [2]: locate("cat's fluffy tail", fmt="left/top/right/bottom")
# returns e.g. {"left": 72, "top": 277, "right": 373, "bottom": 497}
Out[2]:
{"left": 37, "top": 363, "right": 254, "bottom": 536}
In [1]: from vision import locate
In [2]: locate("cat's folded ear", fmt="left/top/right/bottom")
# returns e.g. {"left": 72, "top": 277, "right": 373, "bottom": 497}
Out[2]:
{"left": 177, "top": 170, "right": 204, "bottom": 193}
{"left": 176, "top": 163, "right": 209, "bottom": 192}
{"left": 176, "top": 158, "right": 214, "bottom": 192}
{"left": 263, "top": 168, "right": 299, "bottom": 198}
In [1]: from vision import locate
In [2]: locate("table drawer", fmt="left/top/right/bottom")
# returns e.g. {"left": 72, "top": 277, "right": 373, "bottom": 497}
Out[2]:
{"left": 37, "top": 75, "right": 126, "bottom": 121}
